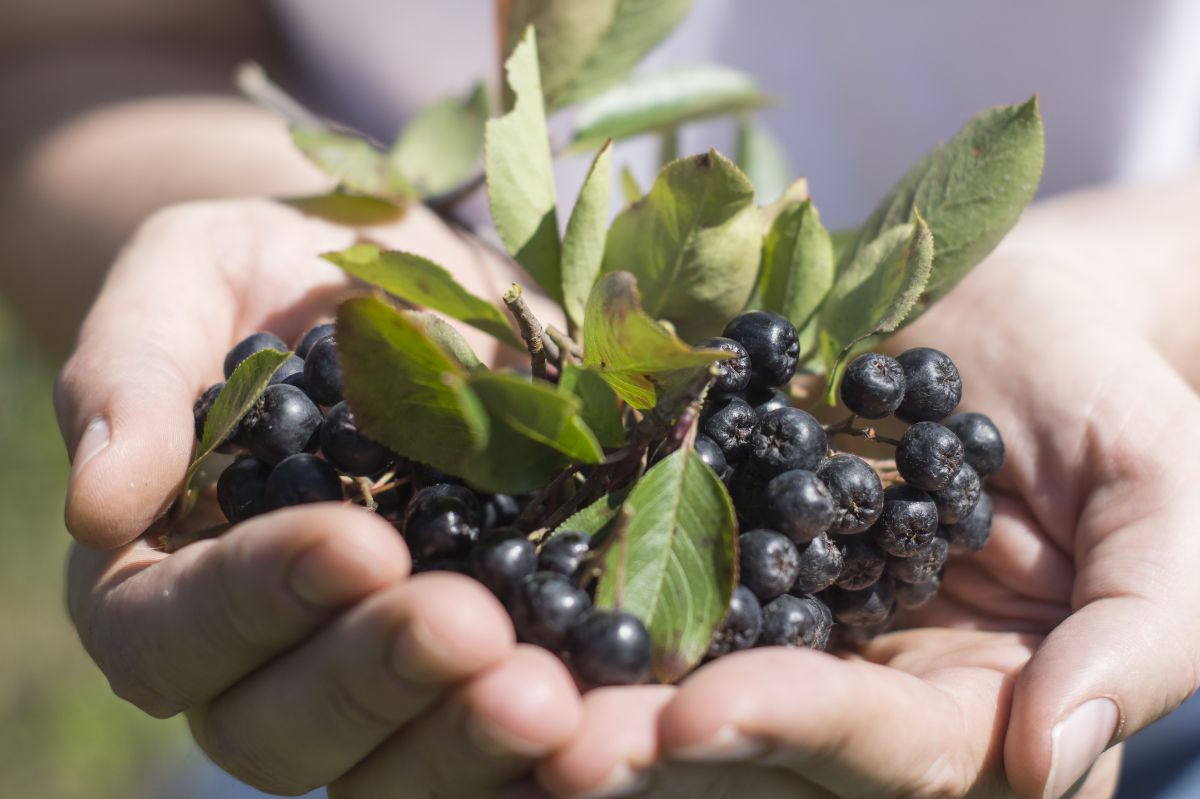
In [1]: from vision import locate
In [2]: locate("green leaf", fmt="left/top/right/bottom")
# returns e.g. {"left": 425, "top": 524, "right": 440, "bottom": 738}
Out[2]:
{"left": 737, "top": 119, "right": 792, "bottom": 203}
{"left": 571, "top": 66, "right": 768, "bottom": 149}
{"left": 840, "top": 97, "right": 1044, "bottom": 323}
{"left": 583, "top": 271, "right": 730, "bottom": 409}
{"left": 558, "top": 361, "right": 625, "bottom": 449}
{"left": 401, "top": 310, "right": 484, "bottom": 372}
{"left": 557, "top": 0, "right": 695, "bottom": 106}
{"left": 291, "top": 128, "right": 406, "bottom": 197}
{"left": 485, "top": 27, "right": 563, "bottom": 304}
{"left": 756, "top": 200, "right": 833, "bottom": 350}
{"left": 601, "top": 150, "right": 763, "bottom": 340}
{"left": 323, "top": 244, "right": 523, "bottom": 349}
{"left": 830, "top": 227, "right": 858, "bottom": 266}
{"left": 594, "top": 449, "right": 737, "bottom": 683}
{"left": 555, "top": 487, "right": 632, "bottom": 537}
{"left": 561, "top": 141, "right": 613, "bottom": 330}
{"left": 337, "top": 296, "right": 487, "bottom": 476}
{"left": 461, "top": 371, "right": 604, "bottom": 493}
{"left": 498, "top": 0, "right": 619, "bottom": 110}
{"left": 283, "top": 192, "right": 406, "bottom": 226}
{"left": 819, "top": 215, "right": 935, "bottom": 399}
{"left": 185, "top": 349, "right": 291, "bottom": 489}
{"left": 619, "top": 165, "right": 643, "bottom": 205}
{"left": 388, "top": 83, "right": 489, "bottom": 197}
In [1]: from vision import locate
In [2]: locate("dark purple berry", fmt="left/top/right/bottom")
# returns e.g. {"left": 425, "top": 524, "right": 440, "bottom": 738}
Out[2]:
{"left": 895, "top": 422, "right": 964, "bottom": 492}
{"left": 893, "top": 575, "right": 941, "bottom": 609}
{"left": 538, "top": 531, "right": 591, "bottom": 579}
{"left": 303, "top": 334, "right": 344, "bottom": 406}
{"left": 758, "top": 594, "right": 833, "bottom": 650}
{"left": 403, "top": 484, "right": 482, "bottom": 561}
{"left": 701, "top": 396, "right": 758, "bottom": 464}
{"left": 943, "top": 412, "right": 1005, "bottom": 478}
{"left": 294, "top": 322, "right": 335, "bottom": 358}
{"left": 482, "top": 493, "right": 522, "bottom": 530}
{"left": 746, "top": 387, "right": 792, "bottom": 419}
{"left": 512, "top": 572, "right": 592, "bottom": 652}
{"left": 263, "top": 453, "right": 343, "bottom": 510}
{"left": 929, "top": 462, "right": 981, "bottom": 525}
{"left": 413, "top": 462, "right": 465, "bottom": 488}
{"left": 760, "top": 469, "right": 836, "bottom": 545}
{"left": 567, "top": 610, "right": 652, "bottom": 687}
{"left": 697, "top": 337, "right": 752, "bottom": 395}
{"left": 242, "top": 384, "right": 323, "bottom": 464}
{"left": 825, "top": 581, "right": 894, "bottom": 627}
{"left": 835, "top": 535, "right": 887, "bottom": 590}
{"left": 870, "top": 484, "right": 938, "bottom": 557}
{"left": 468, "top": 532, "right": 537, "bottom": 602}
{"left": 320, "top": 401, "right": 392, "bottom": 476}
{"left": 693, "top": 435, "right": 729, "bottom": 481}
{"left": 739, "top": 529, "right": 801, "bottom": 602}
{"left": 216, "top": 457, "right": 271, "bottom": 523}
{"left": 840, "top": 352, "right": 906, "bottom": 419}
{"left": 223, "top": 331, "right": 287, "bottom": 379}
{"left": 722, "top": 311, "right": 799, "bottom": 389}
{"left": 894, "top": 348, "right": 961, "bottom": 422}
{"left": 792, "top": 533, "right": 844, "bottom": 594}
{"left": 708, "top": 585, "right": 763, "bottom": 657}
{"left": 942, "top": 490, "right": 992, "bottom": 552}
{"left": 887, "top": 535, "right": 949, "bottom": 584}
{"left": 817, "top": 454, "right": 885, "bottom": 534}
{"left": 268, "top": 354, "right": 307, "bottom": 390}
{"left": 749, "top": 407, "right": 827, "bottom": 478}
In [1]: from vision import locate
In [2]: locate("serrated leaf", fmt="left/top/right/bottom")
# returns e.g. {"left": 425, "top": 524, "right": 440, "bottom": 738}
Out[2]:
{"left": 498, "top": 0, "right": 618, "bottom": 110}
{"left": 388, "top": 83, "right": 488, "bottom": 197}
{"left": 601, "top": 150, "right": 762, "bottom": 340}
{"left": 291, "top": 128, "right": 406, "bottom": 197}
{"left": 323, "top": 244, "right": 523, "bottom": 349}
{"left": 756, "top": 201, "right": 833, "bottom": 351}
{"left": 185, "top": 349, "right": 291, "bottom": 490}
{"left": 737, "top": 119, "right": 792, "bottom": 203}
{"left": 485, "top": 27, "right": 563, "bottom": 304}
{"left": 571, "top": 66, "right": 768, "bottom": 149}
{"left": 562, "top": 141, "right": 613, "bottom": 330}
{"left": 556, "top": 486, "right": 633, "bottom": 537}
{"left": 283, "top": 192, "right": 406, "bottom": 226}
{"left": 840, "top": 97, "right": 1044, "bottom": 324}
{"left": 461, "top": 371, "right": 603, "bottom": 493}
{"left": 557, "top": 0, "right": 694, "bottom": 106}
{"left": 619, "top": 165, "right": 643, "bottom": 205}
{"left": 819, "top": 216, "right": 934, "bottom": 400}
{"left": 402, "top": 310, "right": 484, "bottom": 372}
{"left": 337, "top": 296, "right": 487, "bottom": 476}
{"left": 595, "top": 449, "right": 737, "bottom": 683}
{"left": 558, "top": 361, "right": 624, "bottom": 449}
{"left": 583, "top": 272, "right": 730, "bottom": 409}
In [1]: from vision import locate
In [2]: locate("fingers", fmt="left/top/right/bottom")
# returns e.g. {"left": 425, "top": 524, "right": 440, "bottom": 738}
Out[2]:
{"left": 189, "top": 573, "right": 516, "bottom": 794}
{"left": 68, "top": 504, "right": 408, "bottom": 717}
{"left": 56, "top": 200, "right": 354, "bottom": 548}
{"left": 329, "top": 645, "right": 582, "bottom": 799}
{"left": 657, "top": 647, "right": 1013, "bottom": 798}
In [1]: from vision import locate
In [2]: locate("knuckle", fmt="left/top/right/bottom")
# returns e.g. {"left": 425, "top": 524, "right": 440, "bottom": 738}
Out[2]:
{"left": 187, "top": 708, "right": 312, "bottom": 796}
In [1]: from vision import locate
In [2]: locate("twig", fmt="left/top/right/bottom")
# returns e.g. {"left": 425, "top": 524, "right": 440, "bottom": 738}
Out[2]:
{"left": 425, "top": 170, "right": 486, "bottom": 215}
{"left": 503, "top": 283, "right": 549, "bottom": 380}
{"left": 825, "top": 414, "right": 902, "bottom": 447}
{"left": 545, "top": 326, "right": 580, "bottom": 365}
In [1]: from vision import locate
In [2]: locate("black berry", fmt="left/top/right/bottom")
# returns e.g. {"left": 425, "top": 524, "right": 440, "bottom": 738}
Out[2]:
{"left": 746, "top": 387, "right": 792, "bottom": 419}
{"left": 264, "top": 453, "right": 343, "bottom": 510}
{"left": 943, "top": 412, "right": 1005, "bottom": 478}
{"left": 303, "top": 334, "right": 344, "bottom": 405}
{"left": 216, "top": 457, "right": 271, "bottom": 523}
{"left": 929, "top": 462, "right": 981, "bottom": 525}
{"left": 482, "top": 493, "right": 522, "bottom": 530}
{"left": 242, "top": 384, "right": 323, "bottom": 464}
{"left": 739, "top": 529, "right": 801, "bottom": 602}
{"left": 538, "top": 531, "right": 591, "bottom": 579}
{"left": 697, "top": 336, "right": 752, "bottom": 395}
{"left": 320, "top": 401, "right": 392, "bottom": 476}
{"left": 708, "top": 585, "right": 763, "bottom": 657}
{"left": 835, "top": 535, "right": 887, "bottom": 590}
{"left": 749, "top": 407, "right": 827, "bottom": 478}
{"left": 223, "top": 331, "right": 287, "bottom": 378}
{"left": 701, "top": 396, "right": 758, "bottom": 464}
{"left": 758, "top": 594, "right": 833, "bottom": 650}
{"left": 893, "top": 575, "right": 941, "bottom": 609}
{"left": 825, "top": 581, "right": 894, "bottom": 627}
{"left": 760, "top": 469, "right": 836, "bottom": 545}
{"left": 403, "top": 483, "right": 482, "bottom": 561}
{"left": 895, "top": 422, "right": 964, "bottom": 492}
{"left": 870, "top": 484, "right": 938, "bottom": 558}
{"left": 512, "top": 572, "right": 592, "bottom": 651}
{"left": 840, "top": 352, "right": 906, "bottom": 419}
{"left": 567, "top": 610, "right": 652, "bottom": 687}
{"left": 817, "top": 454, "right": 885, "bottom": 534}
{"left": 268, "top": 354, "right": 307, "bottom": 391}
{"left": 294, "top": 322, "right": 335, "bottom": 358}
{"left": 694, "top": 435, "right": 730, "bottom": 482}
{"left": 894, "top": 348, "right": 961, "bottom": 422}
{"left": 791, "top": 533, "right": 844, "bottom": 594}
{"left": 468, "top": 532, "right": 538, "bottom": 602}
{"left": 887, "top": 535, "right": 949, "bottom": 584}
{"left": 722, "top": 311, "right": 800, "bottom": 389}
{"left": 942, "top": 490, "right": 992, "bottom": 552}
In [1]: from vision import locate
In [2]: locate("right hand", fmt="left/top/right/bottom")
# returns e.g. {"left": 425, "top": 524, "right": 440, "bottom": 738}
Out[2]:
{"left": 57, "top": 198, "right": 581, "bottom": 797}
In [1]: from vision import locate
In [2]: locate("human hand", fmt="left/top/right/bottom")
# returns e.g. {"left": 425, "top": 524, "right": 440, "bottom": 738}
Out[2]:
{"left": 57, "top": 198, "right": 582, "bottom": 797}
{"left": 527, "top": 224, "right": 1200, "bottom": 798}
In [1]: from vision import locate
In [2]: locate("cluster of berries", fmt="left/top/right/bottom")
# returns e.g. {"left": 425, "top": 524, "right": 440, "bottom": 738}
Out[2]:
{"left": 194, "top": 325, "right": 652, "bottom": 688}
{"left": 693, "top": 311, "right": 1004, "bottom": 655}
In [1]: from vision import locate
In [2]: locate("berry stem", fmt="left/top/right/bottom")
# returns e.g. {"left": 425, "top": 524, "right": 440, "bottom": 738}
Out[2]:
{"left": 825, "top": 417, "right": 902, "bottom": 447}
{"left": 503, "top": 283, "right": 550, "bottom": 381}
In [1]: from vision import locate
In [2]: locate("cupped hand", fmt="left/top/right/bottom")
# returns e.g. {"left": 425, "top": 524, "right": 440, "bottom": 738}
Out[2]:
{"left": 58, "top": 198, "right": 581, "bottom": 797}
{"left": 531, "top": 229, "right": 1200, "bottom": 798}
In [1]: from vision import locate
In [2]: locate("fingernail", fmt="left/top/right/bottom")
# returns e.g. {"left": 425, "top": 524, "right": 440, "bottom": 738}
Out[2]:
{"left": 71, "top": 416, "right": 111, "bottom": 473}
{"left": 668, "top": 723, "right": 767, "bottom": 763}
{"left": 288, "top": 536, "right": 392, "bottom": 608}
{"left": 1044, "top": 698, "right": 1120, "bottom": 799}
{"left": 391, "top": 617, "right": 457, "bottom": 687}
{"left": 570, "top": 764, "right": 652, "bottom": 799}
{"left": 466, "top": 712, "right": 550, "bottom": 759}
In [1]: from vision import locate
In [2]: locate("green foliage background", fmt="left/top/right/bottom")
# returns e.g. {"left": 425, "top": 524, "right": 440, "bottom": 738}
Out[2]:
{"left": 0, "top": 303, "right": 190, "bottom": 798}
